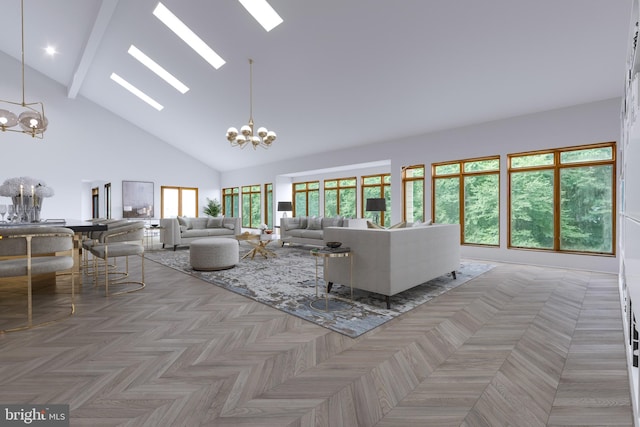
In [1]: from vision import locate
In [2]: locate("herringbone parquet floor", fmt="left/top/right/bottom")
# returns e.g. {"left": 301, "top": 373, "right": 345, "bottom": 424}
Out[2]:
{"left": 0, "top": 254, "right": 633, "bottom": 426}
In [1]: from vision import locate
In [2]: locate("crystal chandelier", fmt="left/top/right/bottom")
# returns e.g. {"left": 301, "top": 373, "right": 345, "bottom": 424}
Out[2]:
{"left": 226, "top": 59, "right": 276, "bottom": 149}
{"left": 0, "top": 0, "right": 48, "bottom": 138}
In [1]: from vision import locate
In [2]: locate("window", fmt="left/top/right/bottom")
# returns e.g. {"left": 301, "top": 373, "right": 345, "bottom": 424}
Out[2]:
{"left": 508, "top": 142, "right": 615, "bottom": 255}
{"left": 242, "top": 185, "right": 261, "bottom": 228}
{"left": 432, "top": 156, "right": 500, "bottom": 246}
{"left": 402, "top": 165, "right": 424, "bottom": 222}
{"left": 161, "top": 186, "right": 198, "bottom": 218}
{"left": 324, "top": 177, "right": 356, "bottom": 218}
{"left": 264, "top": 183, "right": 273, "bottom": 229}
{"left": 361, "top": 174, "right": 391, "bottom": 227}
{"left": 222, "top": 187, "right": 239, "bottom": 217}
{"left": 293, "top": 181, "right": 319, "bottom": 217}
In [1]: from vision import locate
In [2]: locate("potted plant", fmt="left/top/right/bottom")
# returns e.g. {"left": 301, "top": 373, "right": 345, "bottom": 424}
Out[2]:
{"left": 203, "top": 198, "right": 221, "bottom": 217}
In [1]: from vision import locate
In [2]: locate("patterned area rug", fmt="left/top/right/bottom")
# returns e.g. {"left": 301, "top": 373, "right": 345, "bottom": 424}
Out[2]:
{"left": 146, "top": 244, "right": 495, "bottom": 338}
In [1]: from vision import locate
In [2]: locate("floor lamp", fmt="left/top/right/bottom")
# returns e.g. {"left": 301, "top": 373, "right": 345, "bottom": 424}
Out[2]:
{"left": 365, "top": 198, "right": 386, "bottom": 226}
{"left": 277, "top": 201, "right": 292, "bottom": 218}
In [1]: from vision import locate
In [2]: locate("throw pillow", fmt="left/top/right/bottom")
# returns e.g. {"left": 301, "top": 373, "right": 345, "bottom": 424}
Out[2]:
{"left": 411, "top": 220, "right": 423, "bottom": 227}
{"left": 177, "top": 216, "right": 193, "bottom": 229}
{"left": 222, "top": 219, "right": 235, "bottom": 230}
{"left": 224, "top": 223, "right": 235, "bottom": 230}
{"left": 299, "top": 216, "right": 308, "bottom": 229}
{"left": 284, "top": 218, "right": 301, "bottom": 231}
{"left": 207, "top": 217, "right": 224, "bottom": 228}
{"left": 367, "top": 220, "right": 385, "bottom": 229}
{"left": 389, "top": 221, "right": 406, "bottom": 229}
{"left": 321, "top": 217, "right": 342, "bottom": 229}
{"left": 191, "top": 217, "right": 208, "bottom": 230}
{"left": 307, "top": 216, "right": 322, "bottom": 230}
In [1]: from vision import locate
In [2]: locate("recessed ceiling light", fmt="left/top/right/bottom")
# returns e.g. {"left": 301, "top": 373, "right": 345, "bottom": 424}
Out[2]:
{"left": 128, "top": 45, "right": 189, "bottom": 94}
{"left": 110, "top": 72, "right": 164, "bottom": 111}
{"left": 237, "top": 0, "right": 283, "bottom": 32}
{"left": 153, "top": 2, "right": 225, "bottom": 70}
{"left": 45, "top": 46, "right": 56, "bottom": 56}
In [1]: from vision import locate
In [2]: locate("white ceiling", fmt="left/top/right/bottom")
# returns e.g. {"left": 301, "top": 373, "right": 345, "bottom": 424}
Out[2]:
{"left": 0, "top": 0, "right": 633, "bottom": 171}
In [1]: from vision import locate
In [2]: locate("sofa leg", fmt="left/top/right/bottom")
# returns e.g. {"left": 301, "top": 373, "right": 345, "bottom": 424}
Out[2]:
{"left": 327, "top": 282, "right": 333, "bottom": 293}
{"left": 386, "top": 296, "right": 390, "bottom": 309}
{"left": 162, "top": 243, "right": 165, "bottom": 249}
{"left": 173, "top": 245, "right": 177, "bottom": 251}
{"left": 452, "top": 270, "right": 457, "bottom": 279}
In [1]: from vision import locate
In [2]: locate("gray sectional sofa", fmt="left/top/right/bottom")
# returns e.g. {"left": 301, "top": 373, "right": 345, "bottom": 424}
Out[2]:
{"left": 279, "top": 216, "right": 367, "bottom": 246}
{"left": 160, "top": 216, "right": 241, "bottom": 250}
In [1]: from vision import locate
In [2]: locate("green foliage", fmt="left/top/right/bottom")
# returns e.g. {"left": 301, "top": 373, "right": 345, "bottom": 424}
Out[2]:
{"left": 203, "top": 198, "right": 221, "bottom": 217}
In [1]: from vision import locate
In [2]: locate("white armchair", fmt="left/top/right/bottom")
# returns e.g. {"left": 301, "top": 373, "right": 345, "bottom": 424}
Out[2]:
{"left": 323, "top": 224, "right": 460, "bottom": 308}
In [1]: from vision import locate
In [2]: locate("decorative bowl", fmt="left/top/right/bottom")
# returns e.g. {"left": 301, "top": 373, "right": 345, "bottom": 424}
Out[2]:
{"left": 326, "top": 241, "right": 342, "bottom": 249}
{"left": 265, "top": 229, "right": 273, "bottom": 234}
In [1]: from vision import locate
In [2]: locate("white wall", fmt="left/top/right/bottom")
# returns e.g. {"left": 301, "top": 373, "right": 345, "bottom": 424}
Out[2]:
{"left": 222, "top": 98, "right": 621, "bottom": 273}
{"left": 1, "top": 50, "right": 620, "bottom": 272}
{"left": 0, "top": 51, "right": 220, "bottom": 221}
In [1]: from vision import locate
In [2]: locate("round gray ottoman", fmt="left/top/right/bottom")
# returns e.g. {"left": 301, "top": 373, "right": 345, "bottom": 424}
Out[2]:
{"left": 190, "top": 238, "right": 239, "bottom": 271}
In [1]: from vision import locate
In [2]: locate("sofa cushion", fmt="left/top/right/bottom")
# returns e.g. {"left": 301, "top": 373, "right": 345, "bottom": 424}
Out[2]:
{"left": 284, "top": 218, "right": 299, "bottom": 231}
{"left": 177, "top": 216, "right": 193, "bottom": 229}
{"left": 207, "top": 217, "right": 224, "bottom": 228}
{"left": 182, "top": 228, "right": 233, "bottom": 238}
{"left": 307, "top": 217, "right": 322, "bottom": 230}
{"left": 300, "top": 229, "right": 323, "bottom": 239}
{"left": 322, "top": 216, "right": 343, "bottom": 229}
{"left": 299, "top": 216, "right": 308, "bottom": 229}
{"left": 191, "top": 217, "right": 209, "bottom": 230}
{"left": 288, "top": 229, "right": 306, "bottom": 238}
{"left": 222, "top": 218, "right": 235, "bottom": 230}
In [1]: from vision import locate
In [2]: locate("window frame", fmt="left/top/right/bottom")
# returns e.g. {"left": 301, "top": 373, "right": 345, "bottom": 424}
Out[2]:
{"left": 361, "top": 173, "right": 391, "bottom": 227}
{"left": 324, "top": 177, "right": 357, "bottom": 218}
{"left": 241, "top": 184, "right": 262, "bottom": 229}
{"left": 292, "top": 181, "right": 320, "bottom": 217}
{"left": 264, "top": 183, "right": 273, "bottom": 229}
{"left": 402, "top": 165, "right": 425, "bottom": 223}
{"left": 507, "top": 142, "right": 616, "bottom": 255}
{"left": 161, "top": 186, "right": 198, "bottom": 218}
{"left": 431, "top": 155, "right": 500, "bottom": 246}
{"left": 222, "top": 187, "right": 239, "bottom": 217}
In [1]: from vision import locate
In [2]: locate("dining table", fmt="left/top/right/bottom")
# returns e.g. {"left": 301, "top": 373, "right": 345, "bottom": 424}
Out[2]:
{"left": 0, "top": 219, "right": 109, "bottom": 284}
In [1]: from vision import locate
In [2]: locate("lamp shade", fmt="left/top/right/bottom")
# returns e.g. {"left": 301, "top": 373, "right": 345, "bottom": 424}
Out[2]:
{"left": 366, "top": 198, "right": 386, "bottom": 212}
{"left": 277, "top": 201, "right": 293, "bottom": 212}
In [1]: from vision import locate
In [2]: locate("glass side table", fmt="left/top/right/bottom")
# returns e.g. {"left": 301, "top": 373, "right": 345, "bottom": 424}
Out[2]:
{"left": 310, "top": 248, "right": 353, "bottom": 311}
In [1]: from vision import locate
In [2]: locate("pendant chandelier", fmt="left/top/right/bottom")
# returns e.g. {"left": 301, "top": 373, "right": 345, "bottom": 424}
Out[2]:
{"left": 226, "top": 59, "right": 276, "bottom": 149}
{"left": 0, "top": 0, "right": 48, "bottom": 138}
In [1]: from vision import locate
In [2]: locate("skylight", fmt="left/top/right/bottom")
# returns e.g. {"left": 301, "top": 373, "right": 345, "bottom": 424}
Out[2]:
{"left": 153, "top": 2, "right": 225, "bottom": 70}
{"left": 110, "top": 73, "right": 164, "bottom": 111}
{"left": 128, "top": 45, "right": 189, "bottom": 94}
{"left": 237, "top": 0, "right": 283, "bottom": 32}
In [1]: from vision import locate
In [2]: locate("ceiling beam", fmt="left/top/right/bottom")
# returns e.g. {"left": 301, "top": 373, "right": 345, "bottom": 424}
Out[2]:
{"left": 67, "top": 0, "right": 119, "bottom": 99}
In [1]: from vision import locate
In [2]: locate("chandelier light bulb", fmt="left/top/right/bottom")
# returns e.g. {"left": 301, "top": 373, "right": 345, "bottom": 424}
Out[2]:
{"left": 240, "top": 125, "right": 252, "bottom": 136}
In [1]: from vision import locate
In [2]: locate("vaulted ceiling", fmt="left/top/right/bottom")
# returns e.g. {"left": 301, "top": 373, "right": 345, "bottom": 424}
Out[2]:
{"left": 0, "top": 0, "right": 632, "bottom": 171}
